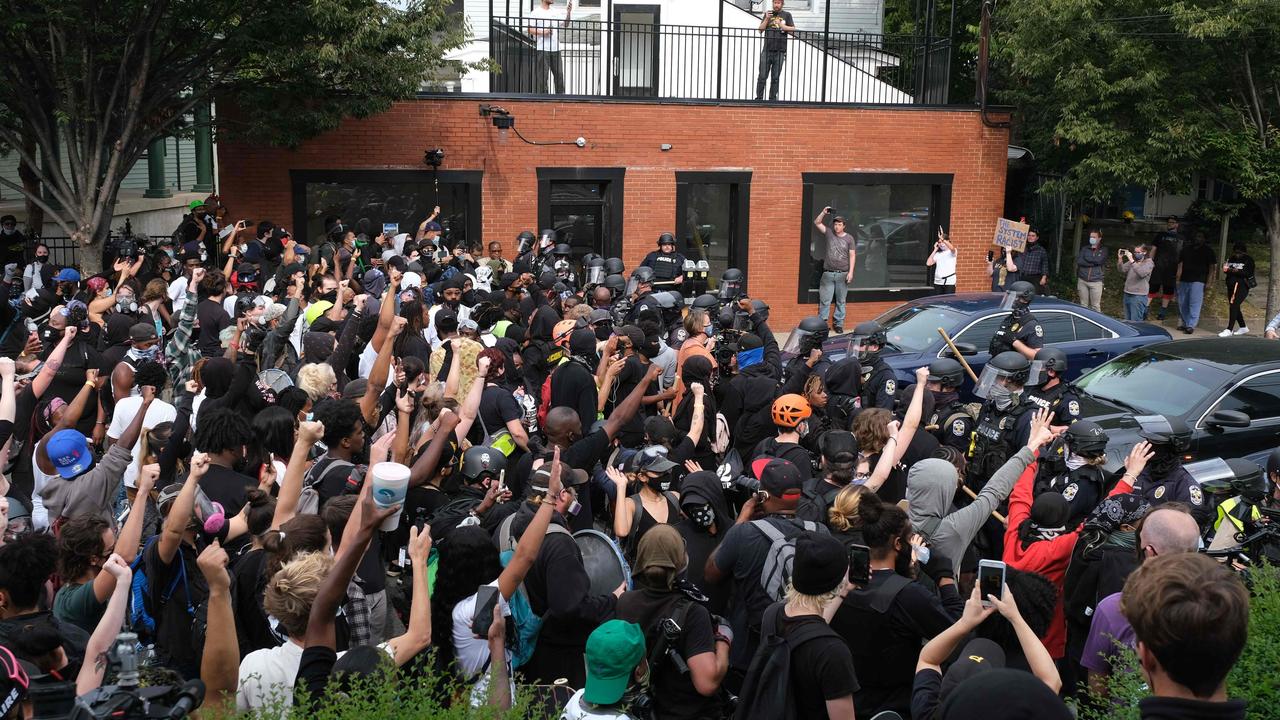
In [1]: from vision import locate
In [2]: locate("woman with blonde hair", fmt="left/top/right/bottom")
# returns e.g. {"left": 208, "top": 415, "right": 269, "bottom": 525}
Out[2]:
{"left": 827, "top": 483, "right": 871, "bottom": 545}
{"left": 849, "top": 366, "right": 929, "bottom": 503}
{"left": 295, "top": 362, "right": 337, "bottom": 403}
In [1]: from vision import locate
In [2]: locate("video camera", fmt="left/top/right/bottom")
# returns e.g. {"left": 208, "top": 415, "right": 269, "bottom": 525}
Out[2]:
{"left": 30, "top": 632, "right": 204, "bottom": 720}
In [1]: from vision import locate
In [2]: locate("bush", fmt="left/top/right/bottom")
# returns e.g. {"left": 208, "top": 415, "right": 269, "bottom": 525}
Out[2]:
{"left": 1081, "top": 561, "right": 1280, "bottom": 720}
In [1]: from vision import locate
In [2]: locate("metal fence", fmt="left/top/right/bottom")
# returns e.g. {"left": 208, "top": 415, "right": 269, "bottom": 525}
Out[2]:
{"left": 490, "top": 17, "right": 950, "bottom": 104}
{"left": 23, "top": 236, "right": 87, "bottom": 269}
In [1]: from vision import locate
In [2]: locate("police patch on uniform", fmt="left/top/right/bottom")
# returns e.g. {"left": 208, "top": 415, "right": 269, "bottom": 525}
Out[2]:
{"left": 675, "top": 328, "right": 688, "bottom": 342}
{"left": 1189, "top": 485, "right": 1203, "bottom": 505}
{"left": 1034, "top": 324, "right": 1044, "bottom": 337}
{"left": 1154, "top": 486, "right": 1166, "bottom": 499}
{"left": 1068, "top": 400, "right": 1080, "bottom": 416}
{"left": 885, "top": 379, "right": 897, "bottom": 396}
{"left": 952, "top": 419, "right": 967, "bottom": 437}
{"left": 1063, "top": 483, "right": 1079, "bottom": 501}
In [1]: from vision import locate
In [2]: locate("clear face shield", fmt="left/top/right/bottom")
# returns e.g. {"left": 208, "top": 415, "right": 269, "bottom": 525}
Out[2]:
{"left": 625, "top": 271, "right": 652, "bottom": 298}
{"left": 999, "top": 290, "right": 1021, "bottom": 311}
{"left": 718, "top": 277, "right": 744, "bottom": 301}
{"left": 1135, "top": 415, "right": 1176, "bottom": 442}
{"left": 584, "top": 264, "right": 606, "bottom": 286}
{"left": 1025, "top": 360, "right": 1051, "bottom": 388}
{"left": 973, "top": 363, "right": 1020, "bottom": 401}
{"left": 781, "top": 327, "right": 814, "bottom": 356}
{"left": 1184, "top": 457, "right": 1235, "bottom": 495}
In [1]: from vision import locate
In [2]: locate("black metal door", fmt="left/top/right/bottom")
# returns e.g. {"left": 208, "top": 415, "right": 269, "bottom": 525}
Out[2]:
{"left": 612, "top": 5, "right": 660, "bottom": 97}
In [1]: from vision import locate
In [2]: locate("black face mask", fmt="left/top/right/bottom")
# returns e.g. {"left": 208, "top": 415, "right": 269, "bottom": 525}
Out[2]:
{"left": 1148, "top": 447, "right": 1180, "bottom": 478}
{"left": 320, "top": 290, "right": 338, "bottom": 304}
{"left": 594, "top": 325, "right": 612, "bottom": 342}
{"left": 640, "top": 340, "right": 661, "bottom": 359}
{"left": 34, "top": 255, "right": 48, "bottom": 263}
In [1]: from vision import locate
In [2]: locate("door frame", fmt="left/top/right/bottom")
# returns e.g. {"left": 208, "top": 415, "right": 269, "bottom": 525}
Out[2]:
{"left": 674, "top": 171, "right": 752, "bottom": 285}
{"left": 290, "top": 169, "right": 483, "bottom": 245}
{"left": 537, "top": 167, "right": 626, "bottom": 259}
{"left": 611, "top": 4, "right": 661, "bottom": 97}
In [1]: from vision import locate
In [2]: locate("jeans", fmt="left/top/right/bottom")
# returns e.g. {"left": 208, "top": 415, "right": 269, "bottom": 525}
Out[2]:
{"left": 756, "top": 49, "right": 786, "bottom": 100}
{"left": 818, "top": 270, "right": 848, "bottom": 328}
{"left": 1077, "top": 279, "right": 1103, "bottom": 312}
{"left": 933, "top": 283, "right": 956, "bottom": 296}
{"left": 1177, "top": 281, "right": 1205, "bottom": 328}
{"left": 536, "top": 50, "right": 565, "bottom": 94}
{"left": 1123, "top": 292, "right": 1149, "bottom": 321}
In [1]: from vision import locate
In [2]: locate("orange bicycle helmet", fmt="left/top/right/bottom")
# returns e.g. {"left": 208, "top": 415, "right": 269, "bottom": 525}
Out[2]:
{"left": 553, "top": 319, "right": 577, "bottom": 349}
{"left": 772, "top": 393, "right": 812, "bottom": 428}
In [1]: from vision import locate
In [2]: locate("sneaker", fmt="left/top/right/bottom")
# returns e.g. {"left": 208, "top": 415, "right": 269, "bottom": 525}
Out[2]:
{"left": 1218, "top": 329, "right": 1233, "bottom": 337}
{"left": 1234, "top": 326, "right": 1250, "bottom": 335}
{"left": 1184, "top": 327, "right": 1195, "bottom": 335}
{"left": 1177, "top": 325, "right": 1188, "bottom": 332}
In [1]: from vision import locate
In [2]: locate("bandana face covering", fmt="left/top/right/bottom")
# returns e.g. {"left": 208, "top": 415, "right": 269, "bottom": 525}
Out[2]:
{"left": 688, "top": 504, "right": 715, "bottom": 529}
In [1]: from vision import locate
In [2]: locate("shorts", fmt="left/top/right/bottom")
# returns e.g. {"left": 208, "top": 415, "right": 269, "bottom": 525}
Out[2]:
{"left": 1148, "top": 271, "right": 1178, "bottom": 298}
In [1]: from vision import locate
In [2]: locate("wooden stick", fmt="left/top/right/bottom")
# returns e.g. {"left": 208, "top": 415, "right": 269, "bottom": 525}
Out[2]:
{"left": 938, "top": 327, "right": 980, "bottom": 384}
{"left": 960, "top": 485, "right": 1008, "bottom": 525}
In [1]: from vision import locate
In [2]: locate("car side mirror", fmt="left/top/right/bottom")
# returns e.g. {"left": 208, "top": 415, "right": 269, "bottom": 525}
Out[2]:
{"left": 944, "top": 342, "right": 977, "bottom": 357}
{"left": 1206, "top": 409, "right": 1250, "bottom": 429}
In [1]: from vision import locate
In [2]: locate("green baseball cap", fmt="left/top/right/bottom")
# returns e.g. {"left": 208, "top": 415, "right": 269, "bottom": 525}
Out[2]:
{"left": 188, "top": 199, "right": 205, "bottom": 211}
{"left": 582, "top": 620, "right": 645, "bottom": 705}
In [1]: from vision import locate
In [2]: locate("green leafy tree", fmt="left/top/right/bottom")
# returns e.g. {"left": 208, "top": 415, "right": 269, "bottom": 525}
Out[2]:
{"left": 0, "top": 0, "right": 469, "bottom": 273}
{"left": 997, "top": 0, "right": 1280, "bottom": 319}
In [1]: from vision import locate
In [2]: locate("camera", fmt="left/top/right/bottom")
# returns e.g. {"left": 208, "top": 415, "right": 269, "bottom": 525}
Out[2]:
{"left": 725, "top": 473, "right": 760, "bottom": 494}
{"left": 424, "top": 148, "right": 445, "bottom": 168}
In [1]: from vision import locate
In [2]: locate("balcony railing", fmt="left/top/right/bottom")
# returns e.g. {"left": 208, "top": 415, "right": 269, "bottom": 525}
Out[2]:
{"left": 488, "top": 16, "right": 950, "bottom": 105}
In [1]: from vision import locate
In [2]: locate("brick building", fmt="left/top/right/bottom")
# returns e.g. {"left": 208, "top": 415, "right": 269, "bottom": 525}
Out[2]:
{"left": 217, "top": 96, "right": 1010, "bottom": 328}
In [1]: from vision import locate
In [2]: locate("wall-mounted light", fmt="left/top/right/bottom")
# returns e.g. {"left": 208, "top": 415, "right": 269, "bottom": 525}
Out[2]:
{"left": 660, "top": 143, "right": 673, "bottom": 151}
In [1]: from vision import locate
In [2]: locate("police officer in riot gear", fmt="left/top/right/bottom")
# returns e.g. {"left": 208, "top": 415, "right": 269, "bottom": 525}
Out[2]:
{"left": 551, "top": 243, "right": 578, "bottom": 290}
{"left": 650, "top": 292, "right": 686, "bottom": 347}
{"left": 582, "top": 254, "right": 606, "bottom": 291}
{"left": 1130, "top": 415, "right": 1209, "bottom": 526}
{"left": 516, "top": 228, "right": 558, "bottom": 277}
{"left": 622, "top": 266, "right": 657, "bottom": 325}
{"left": 924, "top": 357, "right": 973, "bottom": 450}
{"left": 604, "top": 256, "right": 625, "bottom": 276}
{"left": 692, "top": 293, "right": 720, "bottom": 319}
{"left": 640, "top": 233, "right": 687, "bottom": 289}
{"left": 1033, "top": 420, "right": 1110, "bottom": 527}
{"left": 989, "top": 280, "right": 1044, "bottom": 360}
{"left": 717, "top": 268, "right": 745, "bottom": 301}
{"left": 603, "top": 273, "right": 626, "bottom": 301}
{"left": 515, "top": 229, "right": 537, "bottom": 257}
{"left": 965, "top": 351, "right": 1036, "bottom": 490}
{"left": 850, "top": 320, "right": 897, "bottom": 410}
{"left": 1021, "top": 347, "right": 1081, "bottom": 427}
{"left": 1200, "top": 458, "right": 1268, "bottom": 543}
{"left": 782, "top": 316, "right": 831, "bottom": 381}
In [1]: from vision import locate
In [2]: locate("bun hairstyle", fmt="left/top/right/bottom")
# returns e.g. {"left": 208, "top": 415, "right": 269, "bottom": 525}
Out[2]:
{"left": 262, "top": 514, "right": 329, "bottom": 581}
{"left": 264, "top": 552, "right": 334, "bottom": 640}
{"left": 855, "top": 491, "right": 910, "bottom": 552}
{"left": 828, "top": 484, "right": 870, "bottom": 533}
{"left": 243, "top": 488, "right": 277, "bottom": 538}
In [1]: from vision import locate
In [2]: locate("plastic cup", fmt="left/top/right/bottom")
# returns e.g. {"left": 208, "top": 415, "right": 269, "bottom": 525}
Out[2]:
{"left": 369, "top": 462, "right": 410, "bottom": 531}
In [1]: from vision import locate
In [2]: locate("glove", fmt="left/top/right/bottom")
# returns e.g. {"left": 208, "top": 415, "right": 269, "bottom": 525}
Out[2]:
{"left": 922, "top": 551, "right": 955, "bottom": 582}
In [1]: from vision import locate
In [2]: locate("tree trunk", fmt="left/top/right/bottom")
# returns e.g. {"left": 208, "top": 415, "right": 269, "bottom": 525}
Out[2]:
{"left": 1264, "top": 196, "right": 1280, "bottom": 325}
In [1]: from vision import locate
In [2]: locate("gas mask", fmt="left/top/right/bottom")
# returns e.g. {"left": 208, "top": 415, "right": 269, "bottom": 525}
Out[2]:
{"left": 116, "top": 294, "right": 138, "bottom": 314}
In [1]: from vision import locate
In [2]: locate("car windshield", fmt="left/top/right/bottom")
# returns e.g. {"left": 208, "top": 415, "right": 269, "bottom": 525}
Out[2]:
{"left": 874, "top": 304, "right": 968, "bottom": 353}
{"left": 1076, "top": 350, "right": 1231, "bottom": 417}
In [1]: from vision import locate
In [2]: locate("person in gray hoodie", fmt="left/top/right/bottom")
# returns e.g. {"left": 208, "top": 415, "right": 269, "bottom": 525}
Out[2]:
{"left": 906, "top": 409, "right": 1059, "bottom": 576}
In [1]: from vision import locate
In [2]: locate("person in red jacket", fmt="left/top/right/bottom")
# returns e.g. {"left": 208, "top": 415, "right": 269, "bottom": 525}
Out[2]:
{"left": 1003, "top": 411, "right": 1154, "bottom": 659}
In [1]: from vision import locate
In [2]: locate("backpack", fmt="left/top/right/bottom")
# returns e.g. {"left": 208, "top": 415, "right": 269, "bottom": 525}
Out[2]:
{"left": 796, "top": 478, "right": 843, "bottom": 524}
{"left": 299, "top": 456, "right": 358, "bottom": 514}
{"left": 735, "top": 602, "right": 841, "bottom": 720}
{"left": 129, "top": 538, "right": 194, "bottom": 643}
{"left": 494, "top": 513, "right": 573, "bottom": 668}
{"left": 751, "top": 519, "right": 824, "bottom": 602}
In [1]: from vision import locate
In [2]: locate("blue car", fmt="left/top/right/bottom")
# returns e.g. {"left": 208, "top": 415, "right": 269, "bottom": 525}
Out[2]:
{"left": 819, "top": 292, "right": 1172, "bottom": 390}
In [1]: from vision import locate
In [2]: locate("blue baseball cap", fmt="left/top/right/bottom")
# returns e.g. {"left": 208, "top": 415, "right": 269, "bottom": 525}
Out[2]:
{"left": 46, "top": 429, "right": 94, "bottom": 479}
{"left": 53, "top": 269, "right": 81, "bottom": 282}
{"left": 423, "top": 221, "right": 442, "bottom": 233}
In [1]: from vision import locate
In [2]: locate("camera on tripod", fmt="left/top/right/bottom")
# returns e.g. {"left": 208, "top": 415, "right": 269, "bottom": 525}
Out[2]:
{"left": 30, "top": 632, "right": 204, "bottom": 720}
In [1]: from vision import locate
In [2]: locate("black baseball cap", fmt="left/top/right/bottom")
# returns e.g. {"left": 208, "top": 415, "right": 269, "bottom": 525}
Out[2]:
{"left": 751, "top": 458, "right": 804, "bottom": 497}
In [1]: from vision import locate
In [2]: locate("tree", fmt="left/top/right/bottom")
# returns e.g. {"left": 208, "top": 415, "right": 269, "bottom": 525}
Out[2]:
{"left": 0, "top": 0, "right": 469, "bottom": 273}
{"left": 997, "top": 0, "right": 1280, "bottom": 319}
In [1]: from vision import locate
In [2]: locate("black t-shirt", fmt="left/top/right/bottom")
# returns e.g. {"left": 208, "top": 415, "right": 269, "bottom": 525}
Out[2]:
{"left": 1178, "top": 242, "right": 1217, "bottom": 284}
{"left": 609, "top": 355, "right": 648, "bottom": 438}
{"left": 1152, "top": 231, "right": 1181, "bottom": 272}
{"left": 615, "top": 588, "right": 719, "bottom": 720}
{"left": 910, "top": 668, "right": 943, "bottom": 720}
{"left": 44, "top": 339, "right": 102, "bottom": 436}
{"left": 199, "top": 464, "right": 257, "bottom": 515}
{"left": 782, "top": 612, "right": 859, "bottom": 719}
{"left": 296, "top": 645, "right": 337, "bottom": 700}
{"left": 550, "top": 358, "right": 599, "bottom": 434}
{"left": 230, "top": 548, "right": 278, "bottom": 656}
{"left": 471, "top": 384, "right": 523, "bottom": 446}
{"left": 196, "top": 298, "right": 232, "bottom": 358}
{"left": 763, "top": 10, "right": 795, "bottom": 52}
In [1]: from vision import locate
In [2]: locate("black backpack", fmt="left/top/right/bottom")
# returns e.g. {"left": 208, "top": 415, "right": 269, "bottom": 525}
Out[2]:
{"left": 735, "top": 602, "right": 841, "bottom": 720}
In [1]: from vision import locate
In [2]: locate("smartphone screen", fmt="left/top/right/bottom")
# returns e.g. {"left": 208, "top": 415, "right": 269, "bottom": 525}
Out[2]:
{"left": 471, "top": 585, "right": 500, "bottom": 638}
{"left": 848, "top": 544, "right": 871, "bottom": 585}
{"left": 978, "top": 561, "right": 1005, "bottom": 606}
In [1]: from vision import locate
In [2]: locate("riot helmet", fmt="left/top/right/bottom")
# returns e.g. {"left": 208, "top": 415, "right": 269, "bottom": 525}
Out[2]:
{"left": 1000, "top": 280, "right": 1037, "bottom": 311}
{"left": 604, "top": 257, "right": 626, "bottom": 275}
{"left": 782, "top": 316, "right": 829, "bottom": 356}
{"left": 750, "top": 298, "right": 769, "bottom": 323}
{"left": 658, "top": 232, "right": 676, "bottom": 248}
{"left": 625, "top": 266, "right": 655, "bottom": 297}
{"left": 553, "top": 243, "right": 572, "bottom": 257}
{"left": 974, "top": 351, "right": 1032, "bottom": 410}
{"left": 1026, "top": 347, "right": 1068, "bottom": 387}
{"left": 583, "top": 256, "right": 606, "bottom": 286}
{"left": 1064, "top": 420, "right": 1109, "bottom": 459}
{"left": 516, "top": 230, "right": 536, "bottom": 255}
{"left": 1137, "top": 414, "right": 1192, "bottom": 479}
{"left": 603, "top": 274, "right": 626, "bottom": 297}
{"left": 926, "top": 358, "right": 964, "bottom": 390}
{"left": 718, "top": 268, "right": 745, "bottom": 301}
{"left": 692, "top": 293, "right": 719, "bottom": 313}
{"left": 849, "top": 320, "right": 888, "bottom": 364}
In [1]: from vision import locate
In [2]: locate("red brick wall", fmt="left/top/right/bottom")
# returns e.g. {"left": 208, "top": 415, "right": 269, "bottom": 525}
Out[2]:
{"left": 217, "top": 97, "right": 1010, "bottom": 328}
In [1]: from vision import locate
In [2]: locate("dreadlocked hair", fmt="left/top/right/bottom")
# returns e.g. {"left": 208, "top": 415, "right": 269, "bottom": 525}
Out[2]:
{"left": 133, "top": 360, "right": 168, "bottom": 391}
{"left": 191, "top": 406, "right": 253, "bottom": 454}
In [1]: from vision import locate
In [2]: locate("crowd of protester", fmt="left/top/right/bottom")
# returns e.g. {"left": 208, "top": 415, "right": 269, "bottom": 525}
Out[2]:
{"left": 0, "top": 202, "right": 1267, "bottom": 720}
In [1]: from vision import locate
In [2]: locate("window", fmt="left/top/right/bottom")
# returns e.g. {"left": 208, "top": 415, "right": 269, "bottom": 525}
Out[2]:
{"left": 290, "top": 170, "right": 482, "bottom": 251}
{"left": 875, "top": 304, "right": 967, "bottom": 353}
{"left": 676, "top": 172, "right": 752, "bottom": 293}
{"left": 1214, "top": 372, "right": 1280, "bottom": 422}
{"left": 953, "top": 315, "right": 1006, "bottom": 351}
{"left": 538, "top": 168, "right": 625, "bottom": 261}
{"left": 1038, "top": 313, "right": 1076, "bottom": 344}
{"left": 1072, "top": 315, "right": 1112, "bottom": 340}
{"left": 800, "top": 173, "right": 952, "bottom": 303}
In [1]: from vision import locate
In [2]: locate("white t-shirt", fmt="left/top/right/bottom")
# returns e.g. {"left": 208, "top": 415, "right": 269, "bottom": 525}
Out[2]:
{"left": 107, "top": 396, "right": 177, "bottom": 488}
{"left": 527, "top": 5, "right": 563, "bottom": 52}
{"left": 933, "top": 248, "right": 958, "bottom": 286}
{"left": 451, "top": 582, "right": 515, "bottom": 706}
{"left": 168, "top": 277, "right": 189, "bottom": 314}
{"left": 559, "top": 689, "right": 632, "bottom": 720}
{"left": 236, "top": 639, "right": 395, "bottom": 711}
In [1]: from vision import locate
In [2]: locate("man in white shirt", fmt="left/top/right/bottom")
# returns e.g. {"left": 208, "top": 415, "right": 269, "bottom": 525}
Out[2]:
{"left": 106, "top": 361, "right": 177, "bottom": 489}
{"left": 527, "top": 0, "right": 572, "bottom": 94}
{"left": 926, "top": 228, "right": 958, "bottom": 295}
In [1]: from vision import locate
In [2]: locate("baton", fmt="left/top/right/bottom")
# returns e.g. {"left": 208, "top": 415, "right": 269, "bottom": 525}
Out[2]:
{"left": 937, "top": 328, "right": 980, "bottom": 384}
{"left": 960, "top": 485, "right": 1008, "bottom": 525}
